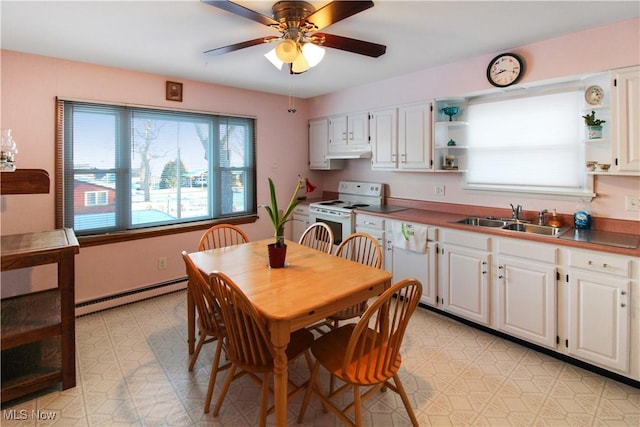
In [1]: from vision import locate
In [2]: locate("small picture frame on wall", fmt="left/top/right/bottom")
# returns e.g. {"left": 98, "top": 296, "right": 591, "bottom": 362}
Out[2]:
{"left": 166, "top": 81, "right": 183, "bottom": 102}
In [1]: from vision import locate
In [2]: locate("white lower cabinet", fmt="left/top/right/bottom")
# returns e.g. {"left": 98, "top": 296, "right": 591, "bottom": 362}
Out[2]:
{"left": 385, "top": 220, "right": 437, "bottom": 306}
{"left": 291, "top": 205, "right": 309, "bottom": 243}
{"left": 496, "top": 238, "right": 558, "bottom": 349}
{"left": 567, "top": 249, "right": 632, "bottom": 373}
{"left": 439, "top": 229, "right": 491, "bottom": 325}
{"left": 435, "top": 227, "right": 638, "bottom": 381}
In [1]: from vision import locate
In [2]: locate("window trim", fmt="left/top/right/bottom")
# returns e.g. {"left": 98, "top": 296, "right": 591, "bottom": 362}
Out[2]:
{"left": 54, "top": 98, "right": 258, "bottom": 246}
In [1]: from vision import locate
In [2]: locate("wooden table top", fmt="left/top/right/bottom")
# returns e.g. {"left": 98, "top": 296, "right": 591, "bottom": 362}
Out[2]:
{"left": 189, "top": 239, "right": 392, "bottom": 329}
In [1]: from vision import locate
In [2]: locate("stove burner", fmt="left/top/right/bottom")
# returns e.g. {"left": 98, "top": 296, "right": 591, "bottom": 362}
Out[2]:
{"left": 320, "top": 200, "right": 344, "bottom": 206}
{"left": 345, "top": 204, "right": 370, "bottom": 209}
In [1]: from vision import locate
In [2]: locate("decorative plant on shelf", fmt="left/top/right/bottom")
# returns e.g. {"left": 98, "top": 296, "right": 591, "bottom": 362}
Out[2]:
{"left": 582, "top": 110, "right": 606, "bottom": 127}
{"left": 262, "top": 176, "right": 315, "bottom": 248}
{"left": 582, "top": 110, "right": 606, "bottom": 139}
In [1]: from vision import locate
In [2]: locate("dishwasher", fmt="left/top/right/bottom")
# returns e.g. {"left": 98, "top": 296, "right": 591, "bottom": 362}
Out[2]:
{"left": 385, "top": 219, "right": 438, "bottom": 306}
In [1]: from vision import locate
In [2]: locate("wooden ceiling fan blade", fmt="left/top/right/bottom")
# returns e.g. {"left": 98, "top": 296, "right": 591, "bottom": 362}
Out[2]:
{"left": 204, "top": 37, "right": 278, "bottom": 55}
{"left": 304, "top": 1, "right": 374, "bottom": 31}
{"left": 202, "top": 0, "right": 279, "bottom": 27}
{"left": 316, "top": 33, "right": 386, "bottom": 58}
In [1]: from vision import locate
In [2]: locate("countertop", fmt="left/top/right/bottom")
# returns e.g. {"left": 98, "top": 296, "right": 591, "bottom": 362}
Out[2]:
{"left": 355, "top": 206, "right": 640, "bottom": 257}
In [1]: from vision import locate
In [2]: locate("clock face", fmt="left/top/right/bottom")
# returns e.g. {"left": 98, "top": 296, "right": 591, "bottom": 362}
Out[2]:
{"left": 487, "top": 53, "right": 524, "bottom": 87}
{"left": 585, "top": 85, "right": 604, "bottom": 105}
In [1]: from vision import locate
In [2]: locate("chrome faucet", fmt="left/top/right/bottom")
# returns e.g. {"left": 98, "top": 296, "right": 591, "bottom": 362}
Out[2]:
{"left": 510, "top": 204, "right": 522, "bottom": 221}
{"left": 538, "top": 209, "right": 548, "bottom": 225}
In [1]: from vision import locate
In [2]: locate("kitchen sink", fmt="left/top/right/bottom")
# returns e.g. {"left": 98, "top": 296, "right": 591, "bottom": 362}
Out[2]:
{"left": 456, "top": 217, "right": 510, "bottom": 227}
{"left": 502, "top": 222, "right": 568, "bottom": 236}
{"left": 454, "top": 217, "right": 569, "bottom": 237}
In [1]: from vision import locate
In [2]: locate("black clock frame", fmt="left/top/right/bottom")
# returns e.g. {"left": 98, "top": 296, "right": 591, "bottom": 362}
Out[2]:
{"left": 486, "top": 53, "right": 525, "bottom": 88}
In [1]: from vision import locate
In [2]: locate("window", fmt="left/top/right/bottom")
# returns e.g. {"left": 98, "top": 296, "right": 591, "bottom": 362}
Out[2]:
{"left": 85, "top": 191, "right": 108, "bottom": 207}
{"left": 465, "top": 87, "right": 593, "bottom": 197}
{"left": 56, "top": 100, "right": 256, "bottom": 236}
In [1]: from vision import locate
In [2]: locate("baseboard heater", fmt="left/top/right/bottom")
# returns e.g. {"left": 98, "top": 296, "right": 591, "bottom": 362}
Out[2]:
{"left": 75, "top": 277, "right": 187, "bottom": 317}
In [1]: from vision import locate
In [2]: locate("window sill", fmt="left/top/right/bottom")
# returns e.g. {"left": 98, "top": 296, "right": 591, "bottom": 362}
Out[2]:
{"left": 463, "top": 185, "right": 596, "bottom": 202}
{"left": 77, "top": 215, "right": 258, "bottom": 247}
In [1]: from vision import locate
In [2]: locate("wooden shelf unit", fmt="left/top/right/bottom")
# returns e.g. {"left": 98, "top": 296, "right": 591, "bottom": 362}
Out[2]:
{"left": 1, "top": 228, "right": 79, "bottom": 403}
{"left": 0, "top": 169, "right": 50, "bottom": 194}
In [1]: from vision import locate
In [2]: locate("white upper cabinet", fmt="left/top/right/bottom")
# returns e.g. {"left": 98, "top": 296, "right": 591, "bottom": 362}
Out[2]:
{"left": 370, "top": 107, "right": 398, "bottom": 169}
{"left": 371, "top": 102, "right": 432, "bottom": 171}
{"left": 309, "top": 118, "right": 344, "bottom": 170}
{"left": 398, "top": 102, "right": 433, "bottom": 171}
{"left": 611, "top": 66, "right": 640, "bottom": 173}
{"left": 328, "top": 112, "right": 370, "bottom": 153}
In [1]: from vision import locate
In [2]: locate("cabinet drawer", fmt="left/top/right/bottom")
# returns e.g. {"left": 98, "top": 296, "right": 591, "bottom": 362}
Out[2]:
{"left": 442, "top": 228, "right": 491, "bottom": 251}
{"left": 498, "top": 238, "right": 558, "bottom": 264}
{"left": 569, "top": 249, "right": 631, "bottom": 277}
{"left": 356, "top": 214, "right": 385, "bottom": 230}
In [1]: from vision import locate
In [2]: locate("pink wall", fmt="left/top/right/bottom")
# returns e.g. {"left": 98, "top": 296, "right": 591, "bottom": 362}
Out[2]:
{"left": 1, "top": 18, "right": 639, "bottom": 303}
{"left": 0, "top": 50, "right": 319, "bottom": 301}
{"left": 309, "top": 18, "right": 640, "bottom": 222}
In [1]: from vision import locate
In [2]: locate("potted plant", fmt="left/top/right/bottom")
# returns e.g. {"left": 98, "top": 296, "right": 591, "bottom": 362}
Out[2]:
{"left": 582, "top": 110, "right": 606, "bottom": 139}
{"left": 262, "top": 176, "right": 314, "bottom": 267}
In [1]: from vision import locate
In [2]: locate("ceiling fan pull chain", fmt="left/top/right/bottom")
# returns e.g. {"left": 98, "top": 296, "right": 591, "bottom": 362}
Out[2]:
{"left": 288, "top": 73, "right": 296, "bottom": 113}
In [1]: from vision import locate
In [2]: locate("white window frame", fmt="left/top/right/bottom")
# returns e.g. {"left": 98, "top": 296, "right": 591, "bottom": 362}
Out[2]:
{"left": 84, "top": 191, "right": 108, "bottom": 207}
{"left": 463, "top": 83, "right": 595, "bottom": 201}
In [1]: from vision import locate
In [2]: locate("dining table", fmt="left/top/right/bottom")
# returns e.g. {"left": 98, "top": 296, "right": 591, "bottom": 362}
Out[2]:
{"left": 187, "top": 238, "right": 392, "bottom": 426}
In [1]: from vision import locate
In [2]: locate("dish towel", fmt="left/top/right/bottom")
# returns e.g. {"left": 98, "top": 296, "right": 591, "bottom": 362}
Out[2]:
{"left": 391, "top": 222, "right": 428, "bottom": 253}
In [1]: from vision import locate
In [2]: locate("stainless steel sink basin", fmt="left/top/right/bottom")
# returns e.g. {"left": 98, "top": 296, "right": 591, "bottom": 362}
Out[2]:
{"left": 456, "top": 217, "right": 510, "bottom": 227}
{"left": 454, "top": 216, "right": 569, "bottom": 237}
{"left": 502, "top": 222, "right": 567, "bottom": 236}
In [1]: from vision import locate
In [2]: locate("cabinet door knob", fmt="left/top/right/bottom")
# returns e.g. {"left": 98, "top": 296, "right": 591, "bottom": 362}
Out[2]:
{"left": 621, "top": 291, "right": 627, "bottom": 295}
{"left": 621, "top": 303, "right": 626, "bottom": 307}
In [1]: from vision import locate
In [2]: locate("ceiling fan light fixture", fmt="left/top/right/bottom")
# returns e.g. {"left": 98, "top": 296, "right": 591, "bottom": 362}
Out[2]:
{"left": 275, "top": 39, "right": 298, "bottom": 63}
{"left": 301, "top": 42, "right": 325, "bottom": 67}
{"left": 291, "top": 53, "right": 310, "bottom": 73}
{"left": 264, "top": 48, "right": 284, "bottom": 70}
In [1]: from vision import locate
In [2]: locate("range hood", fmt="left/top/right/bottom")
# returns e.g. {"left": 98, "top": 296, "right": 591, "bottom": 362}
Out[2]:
{"left": 325, "top": 150, "right": 372, "bottom": 160}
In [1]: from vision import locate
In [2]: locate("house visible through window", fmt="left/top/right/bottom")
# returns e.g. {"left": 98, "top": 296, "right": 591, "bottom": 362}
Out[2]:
{"left": 57, "top": 100, "right": 256, "bottom": 236}
{"left": 84, "top": 191, "right": 108, "bottom": 207}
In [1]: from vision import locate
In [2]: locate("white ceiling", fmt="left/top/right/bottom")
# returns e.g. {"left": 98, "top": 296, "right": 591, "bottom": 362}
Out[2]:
{"left": 2, "top": 1, "right": 638, "bottom": 98}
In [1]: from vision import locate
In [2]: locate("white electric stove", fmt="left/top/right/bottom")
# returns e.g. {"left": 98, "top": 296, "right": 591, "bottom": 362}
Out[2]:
{"left": 308, "top": 181, "right": 384, "bottom": 248}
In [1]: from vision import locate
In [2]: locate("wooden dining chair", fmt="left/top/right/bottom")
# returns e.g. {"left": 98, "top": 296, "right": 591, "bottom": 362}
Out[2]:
{"left": 207, "top": 271, "right": 315, "bottom": 425}
{"left": 181, "top": 251, "right": 232, "bottom": 412}
{"left": 198, "top": 223, "right": 249, "bottom": 251}
{"left": 298, "top": 222, "right": 334, "bottom": 253}
{"left": 298, "top": 278, "right": 422, "bottom": 427}
{"left": 327, "top": 232, "right": 382, "bottom": 328}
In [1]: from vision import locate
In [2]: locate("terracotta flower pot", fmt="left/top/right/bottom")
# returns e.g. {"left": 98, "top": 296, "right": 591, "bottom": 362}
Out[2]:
{"left": 267, "top": 243, "right": 287, "bottom": 268}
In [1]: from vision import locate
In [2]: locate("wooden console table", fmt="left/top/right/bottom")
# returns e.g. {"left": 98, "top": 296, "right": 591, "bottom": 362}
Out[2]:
{"left": 1, "top": 228, "right": 79, "bottom": 403}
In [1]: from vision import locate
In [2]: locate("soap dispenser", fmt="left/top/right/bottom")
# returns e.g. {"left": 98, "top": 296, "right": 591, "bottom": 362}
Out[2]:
{"left": 548, "top": 209, "right": 562, "bottom": 228}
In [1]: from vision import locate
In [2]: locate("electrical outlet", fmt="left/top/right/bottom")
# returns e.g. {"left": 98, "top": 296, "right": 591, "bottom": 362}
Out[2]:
{"left": 158, "top": 257, "right": 167, "bottom": 270}
{"left": 434, "top": 184, "right": 445, "bottom": 197}
{"left": 625, "top": 195, "right": 640, "bottom": 211}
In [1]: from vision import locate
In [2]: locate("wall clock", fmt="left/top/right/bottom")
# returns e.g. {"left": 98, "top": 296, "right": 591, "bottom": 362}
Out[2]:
{"left": 584, "top": 85, "right": 604, "bottom": 105}
{"left": 486, "top": 53, "right": 525, "bottom": 87}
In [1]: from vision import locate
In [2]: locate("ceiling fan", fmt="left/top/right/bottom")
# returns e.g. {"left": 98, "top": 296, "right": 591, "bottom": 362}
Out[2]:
{"left": 202, "top": 0, "right": 386, "bottom": 73}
